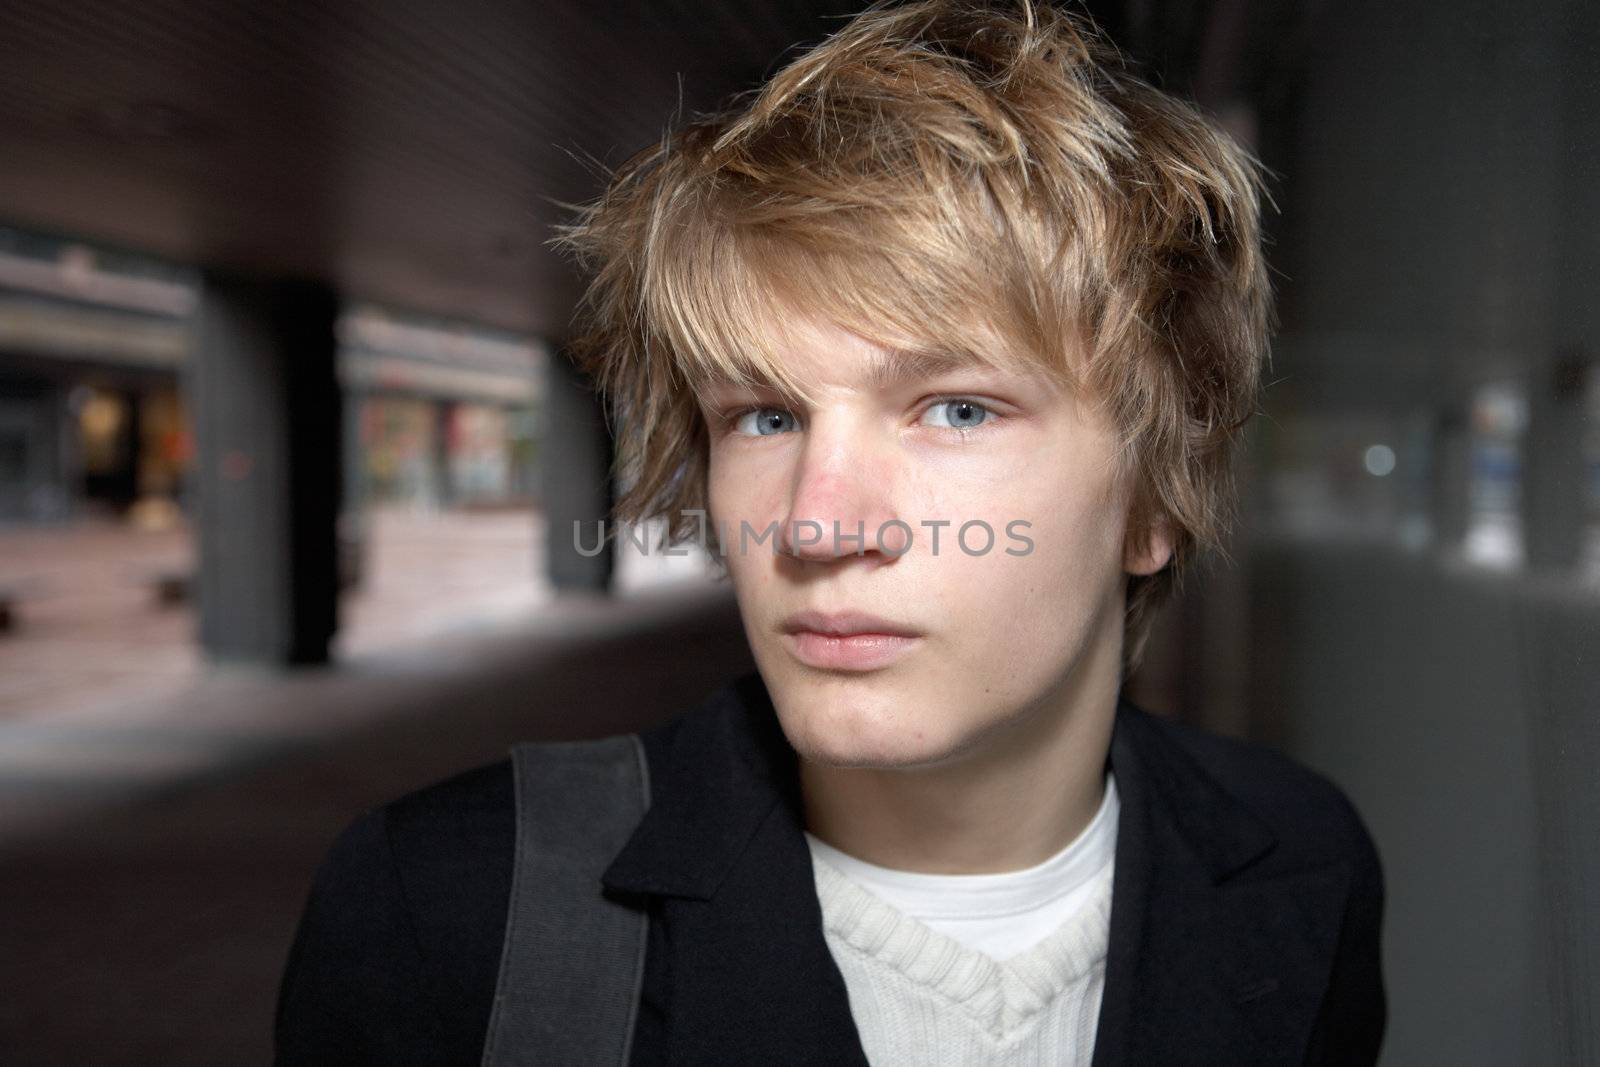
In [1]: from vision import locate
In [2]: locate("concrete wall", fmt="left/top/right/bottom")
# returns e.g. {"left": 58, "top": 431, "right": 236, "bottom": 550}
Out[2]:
{"left": 1228, "top": 0, "right": 1599, "bottom": 1061}
{"left": 1247, "top": 540, "right": 1596, "bottom": 1064}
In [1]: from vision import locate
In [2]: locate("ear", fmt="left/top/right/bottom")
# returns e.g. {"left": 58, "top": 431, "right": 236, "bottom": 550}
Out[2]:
{"left": 1122, "top": 514, "right": 1174, "bottom": 577}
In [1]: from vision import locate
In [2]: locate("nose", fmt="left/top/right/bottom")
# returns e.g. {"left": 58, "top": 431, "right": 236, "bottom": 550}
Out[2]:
{"left": 777, "top": 423, "right": 903, "bottom": 562}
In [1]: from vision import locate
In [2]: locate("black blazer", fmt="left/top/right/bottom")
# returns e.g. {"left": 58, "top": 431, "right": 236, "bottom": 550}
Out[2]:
{"left": 275, "top": 672, "right": 1386, "bottom": 1065}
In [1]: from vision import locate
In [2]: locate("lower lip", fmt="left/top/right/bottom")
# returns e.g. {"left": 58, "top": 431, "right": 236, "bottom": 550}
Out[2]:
{"left": 783, "top": 631, "right": 921, "bottom": 671}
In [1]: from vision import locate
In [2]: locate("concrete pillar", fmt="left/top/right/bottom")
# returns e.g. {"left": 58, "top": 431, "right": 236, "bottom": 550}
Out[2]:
{"left": 542, "top": 349, "right": 614, "bottom": 591}
{"left": 339, "top": 388, "right": 368, "bottom": 592}
{"left": 1430, "top": 402, "right": 1474, "bottom": 555}
{"left": 189, "top": 274, "right": 342, "bottom": 665}
{"left": 1521, "top": 357, "right": 1589, "bottom": 571}
{"left": 342, "top": 390, "right": 367, "bottom": 515}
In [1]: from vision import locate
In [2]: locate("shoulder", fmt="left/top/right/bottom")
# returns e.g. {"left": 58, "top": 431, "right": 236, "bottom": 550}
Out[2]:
{"left": 304, "top": 756, "right": 516, "bottom": 878}
{"left": 1126, "top": 706, "right": 1382, "bottom": 878}
{"left": 381, "top": 757, "right": 519, "bottom": 981}
{"left": 383, "top": 756, "right": 516, "bottom": 859}
{"left": 321, "top": 756, "right": 518, "bottom": 946}
{"left": 275, "top": 758, "right": 515, "bottom": 1065}
{"left": 1134, "top": 712, "right": 1392, "bottom": 1060}
{"left": 1127, "top": 709, "right": 1389, "bottom": 1061}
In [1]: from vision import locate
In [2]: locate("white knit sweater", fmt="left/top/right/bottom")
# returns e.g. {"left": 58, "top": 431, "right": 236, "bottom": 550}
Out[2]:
{"left": 805, "top": 794, "right": 1116, "bottom": 1065}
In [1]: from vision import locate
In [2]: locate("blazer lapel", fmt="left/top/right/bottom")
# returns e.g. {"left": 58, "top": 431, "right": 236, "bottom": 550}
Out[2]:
{"left": 651, "top": 792, "right": 871, "bottom": 1065}
{"left": 602, "top": 674, "right": 870, "bottom": 1066}
{"left": 1091, "top": 699, "right": 1353, "bottom": 1066}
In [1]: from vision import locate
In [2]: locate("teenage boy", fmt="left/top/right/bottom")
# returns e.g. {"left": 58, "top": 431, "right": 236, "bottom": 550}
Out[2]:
{"left": 276, "top": 2, "right": 1386, "bottom": 1063}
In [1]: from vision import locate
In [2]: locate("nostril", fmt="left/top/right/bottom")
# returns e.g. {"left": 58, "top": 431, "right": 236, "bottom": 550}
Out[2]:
{"left": 777, "top": 517, "right": 897, "bottom": 560}
{"left": 783, "top": 519, "right": 830, "bottom": 556}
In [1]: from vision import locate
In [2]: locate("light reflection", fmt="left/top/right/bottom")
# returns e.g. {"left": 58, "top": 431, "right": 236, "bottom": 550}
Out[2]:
{"left": 1363, "top": 444, "right": 1397, "bottom": 477}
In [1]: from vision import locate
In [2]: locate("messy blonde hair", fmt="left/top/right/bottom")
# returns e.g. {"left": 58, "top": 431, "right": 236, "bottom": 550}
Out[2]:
{"left": 557, "top": 0, "right": 1273, "bottom": 674}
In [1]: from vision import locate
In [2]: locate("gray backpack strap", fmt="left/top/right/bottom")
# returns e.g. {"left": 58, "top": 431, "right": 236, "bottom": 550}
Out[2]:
{"left": 480, "top": 734, "right": 652, "bottom": 1066}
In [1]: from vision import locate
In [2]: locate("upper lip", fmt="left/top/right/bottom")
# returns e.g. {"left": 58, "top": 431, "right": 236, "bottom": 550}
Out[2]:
{"left": 780, "top": 609, "right": 923, "bottom": 638}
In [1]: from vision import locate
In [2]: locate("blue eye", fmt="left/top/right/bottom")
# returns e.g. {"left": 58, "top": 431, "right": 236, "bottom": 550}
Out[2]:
{"left": 734, "top": 407, "right": 798, "bottom": 436}
{"left": 923, "top": 398, "right": 991, "bottom": 430}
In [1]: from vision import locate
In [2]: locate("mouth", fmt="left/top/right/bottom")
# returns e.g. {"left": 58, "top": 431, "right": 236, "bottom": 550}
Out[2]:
{"left": 778, "top": 609, "right": 923, "bottom": 671}
{"left": 779, "top": 609, "right": 922, "bottom": 638}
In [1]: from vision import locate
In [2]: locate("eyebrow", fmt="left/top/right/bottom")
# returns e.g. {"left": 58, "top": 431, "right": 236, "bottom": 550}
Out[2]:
{"left": 696, "top": 347, "right": 1004, "bottom": 403}
{"left": 865, "top": 347, "right": 991, "bottom": 389}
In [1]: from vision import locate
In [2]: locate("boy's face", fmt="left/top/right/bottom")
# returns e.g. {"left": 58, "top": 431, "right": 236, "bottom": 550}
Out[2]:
{"left": 697, "top": 315, "right": 1169, "bottom": 770}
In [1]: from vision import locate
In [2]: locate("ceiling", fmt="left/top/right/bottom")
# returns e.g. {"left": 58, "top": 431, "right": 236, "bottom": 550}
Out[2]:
{"left": 6, "top": 0, "right": 1585, "bottom": 421}
{"left": 0, "top": 0, "right": 866, "bottom": 339}
{"left": 0, "top": 0, "right": 1331, "bottom": 358}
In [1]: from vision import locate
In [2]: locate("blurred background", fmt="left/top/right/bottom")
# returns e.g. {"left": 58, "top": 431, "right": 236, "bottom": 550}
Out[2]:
{"left": 0, "top": 0, "right": 1594, "bottom": 1063}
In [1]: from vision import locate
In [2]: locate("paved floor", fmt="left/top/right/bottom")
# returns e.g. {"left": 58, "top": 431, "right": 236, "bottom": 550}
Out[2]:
{"left": 0, "top": 505, "right": 719, "bottom": 721}
{"left": 0, "top": 516, "right": 199, "bottom": 722}
{"left": 0, "top": 578, "right": 755, "bottom": 1065}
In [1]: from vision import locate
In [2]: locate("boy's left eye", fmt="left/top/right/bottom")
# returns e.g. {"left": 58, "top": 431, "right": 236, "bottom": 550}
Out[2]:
{"left": 922, "top": 398, "right": 992, "bottom": 430}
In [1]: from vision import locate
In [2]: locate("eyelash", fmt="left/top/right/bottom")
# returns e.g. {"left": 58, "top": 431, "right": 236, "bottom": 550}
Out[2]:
{"left": 718, "top": 396, "right": 1003, "bottom": 440}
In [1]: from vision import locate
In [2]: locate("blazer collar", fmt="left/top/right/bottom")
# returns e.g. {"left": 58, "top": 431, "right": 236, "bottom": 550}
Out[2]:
{"left": 1091, "top": 697, "right": 1352, "bottom": 1064}
{"left": 602, "top": 671, "right": 793, "bottom": 900}
{"left": 603, "top": 672, "right": 1351, "bottom": 1064}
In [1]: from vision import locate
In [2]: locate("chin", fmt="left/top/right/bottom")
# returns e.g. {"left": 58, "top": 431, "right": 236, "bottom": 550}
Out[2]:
{"left": 771, "top": 688, "right": 965, "bottom": 770}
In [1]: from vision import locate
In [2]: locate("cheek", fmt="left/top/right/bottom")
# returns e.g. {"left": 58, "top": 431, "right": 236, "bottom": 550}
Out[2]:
{"left": 927, "top": 484, "right": 1125, "bottom": 658}
{"left": 707, "top": 446, "right": 781, "bottom": 521}
{"left": 706, "top": 456, "right": 782, "bottom": 583}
